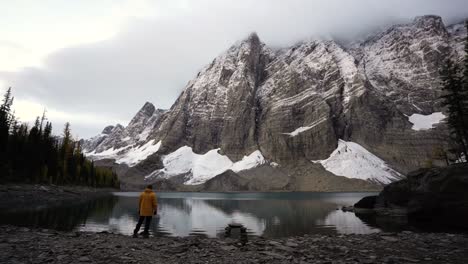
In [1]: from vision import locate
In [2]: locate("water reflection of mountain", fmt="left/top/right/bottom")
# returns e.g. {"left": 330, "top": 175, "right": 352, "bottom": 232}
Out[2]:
{"left": 104, "top": 193, "right": 379, "bottom": 237}
{"left": 2, "top": 192, "right": 381, "bottom": 238}
{"left": 93, "top": 196, "right": 267, "bottom": 237}
{"left": 203, "top": 199, "right": 338, "bottom": 237}
{"left": 0, "top": 195, "right": 118, "bottom": 231}
{"left": 317, "top": 210, "right": 379, "bottom": 234}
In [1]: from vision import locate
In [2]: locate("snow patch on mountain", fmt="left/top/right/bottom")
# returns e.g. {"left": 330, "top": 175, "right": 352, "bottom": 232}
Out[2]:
{"left": 312, "top": 140, "right": 402, "bottom": 184}
{"left": 85, "top": 140, "right": 162, "bottom": 167}
{"left": 85, "top": 145, "right": 132, "bottom": 159}
{"left": 231, "top": 150, "right": 266, "bottom": 172}
{"left": 408, "top": 112, "right": 445, "bottom": 131}
{"left": 147, "top": 147, "right": 266, "bottom": 185}
{"left": 284, "top": 117, "right": 327, "bottom": 137}
{"left": 116, "top": 140, "right": 162, "bottom": 166}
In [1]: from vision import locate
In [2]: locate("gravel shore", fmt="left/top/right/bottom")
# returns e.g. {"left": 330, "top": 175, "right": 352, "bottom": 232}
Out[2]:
{"left": 1, "top": 225, "right": 467, "bottom": 264}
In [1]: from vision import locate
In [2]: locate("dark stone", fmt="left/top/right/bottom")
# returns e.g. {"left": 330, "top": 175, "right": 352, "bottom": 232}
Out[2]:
{"left": 354, "top": 196, "right": 377, "bottom": 209}
{"left": 375, "top": 163, "right": 468, "bottom": 229}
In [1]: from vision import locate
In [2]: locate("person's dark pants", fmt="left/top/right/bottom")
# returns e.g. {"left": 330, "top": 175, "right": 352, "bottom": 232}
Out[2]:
{"left": 134, "top": 216, "right": 152, "bottom": 234}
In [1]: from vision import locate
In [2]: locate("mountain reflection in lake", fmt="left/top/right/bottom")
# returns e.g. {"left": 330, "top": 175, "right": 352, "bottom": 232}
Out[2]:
{"left": 1, "top": 192, "right": 384, "bottom": 238}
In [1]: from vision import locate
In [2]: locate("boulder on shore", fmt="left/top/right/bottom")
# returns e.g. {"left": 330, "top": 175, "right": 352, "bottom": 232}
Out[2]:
{"left": 354, "top": 195, "right": 377, "bottom": 209}
{"left": 354, "top": 163, "right": 468, "bottom": 228}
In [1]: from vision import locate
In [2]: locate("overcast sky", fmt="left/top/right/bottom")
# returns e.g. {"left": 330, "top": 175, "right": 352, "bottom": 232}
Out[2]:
{"left": 0, "top": 0, "right": 467, "bottom": 138}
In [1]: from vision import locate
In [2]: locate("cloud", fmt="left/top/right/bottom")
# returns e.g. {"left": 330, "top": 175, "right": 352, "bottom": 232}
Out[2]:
{"left": 9, "top": 98, "right": 127, "bottom": 139}
{"left": 1, "top": 0, "right": 467, "bottom": 138}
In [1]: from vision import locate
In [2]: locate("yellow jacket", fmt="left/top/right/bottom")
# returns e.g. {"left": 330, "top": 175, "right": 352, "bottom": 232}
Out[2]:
{"left": 139, "top": 188, "right": 157, "bottom": 216}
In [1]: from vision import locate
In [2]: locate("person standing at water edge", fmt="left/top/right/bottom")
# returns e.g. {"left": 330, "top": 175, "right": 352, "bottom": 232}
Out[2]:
{"left": 133, "top": 185, "right": 157, "bottom": 238}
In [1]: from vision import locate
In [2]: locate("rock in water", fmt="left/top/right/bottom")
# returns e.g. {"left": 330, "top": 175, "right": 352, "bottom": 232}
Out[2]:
{"left": 354, "top": 196, "right": 377, "bottom": 210}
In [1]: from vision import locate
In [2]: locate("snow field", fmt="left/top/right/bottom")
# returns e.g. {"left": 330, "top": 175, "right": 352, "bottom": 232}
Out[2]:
{"left": 85, "top": 140, "right": 162, "bottom": 167}
{"left": 408, "top": 112, "right": 445, "bottom": 131}
{"left": 312, "top": 140, "right": 402, "bottom": 184}
{"left": 154, "top": 147, "right": 267, "bottom": 185}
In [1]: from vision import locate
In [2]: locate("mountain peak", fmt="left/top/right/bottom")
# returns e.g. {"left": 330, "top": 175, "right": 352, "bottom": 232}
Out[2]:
{"left": 413, "top": 15, "right": 445, "bottom": 31}
{"left": 246, "top": 32, "right": 260, "bottom": 43}
{"left": 413, "top": 15, "right": 442, "bottom": 23}
{"left": 137, "top": 102, "right": 156, "bottom": 117}
{"left": 101, "top": 125, "right": 115, "bottom": 135}
{"left": 114, "top": 124, "right": 125, "bottom": 130}
{"left": 238, "top": 32, "right": 262, "bottom": 49}
{"left": 142, "top": 101, "right": 155, "bottom": 111}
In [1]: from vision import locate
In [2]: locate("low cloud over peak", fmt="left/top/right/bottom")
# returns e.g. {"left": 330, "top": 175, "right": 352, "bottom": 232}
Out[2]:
{"left": 1, "top": 0, "right": 467, "bottom": 137}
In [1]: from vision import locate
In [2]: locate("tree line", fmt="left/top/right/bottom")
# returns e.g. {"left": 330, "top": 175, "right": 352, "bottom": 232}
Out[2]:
{"left": 440, "top": 21, "right": 468, "bottom": 162}
{"left": 0, "top": 88, "right": 119, "bottom": 187}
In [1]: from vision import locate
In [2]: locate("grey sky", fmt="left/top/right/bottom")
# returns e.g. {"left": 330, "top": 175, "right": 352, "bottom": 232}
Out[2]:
{"left": 0, "top": 0, "right": 467, "bottom": 138}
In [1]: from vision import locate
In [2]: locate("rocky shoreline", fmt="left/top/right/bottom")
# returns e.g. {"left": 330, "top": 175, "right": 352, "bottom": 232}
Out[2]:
{"left": 0, "top": 184, "right": 116, "bottom": 213}
{"left": 1, "top": 225, "right": 467, "bottom": 264}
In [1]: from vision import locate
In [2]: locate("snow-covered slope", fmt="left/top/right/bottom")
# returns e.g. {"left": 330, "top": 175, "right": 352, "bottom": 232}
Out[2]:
{"left": 145, "top": 147, "right": 266, "bottom": 185}
{"left": 85, "top": 139, "right": 162, "bottom": 167}
{"left": 313, "top": 140, "right": 403, "bottom": 184}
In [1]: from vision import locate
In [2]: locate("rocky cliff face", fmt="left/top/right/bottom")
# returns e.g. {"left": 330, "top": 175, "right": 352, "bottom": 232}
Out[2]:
{"left": 83, "top": 15, "right": 466, "bottom": 191}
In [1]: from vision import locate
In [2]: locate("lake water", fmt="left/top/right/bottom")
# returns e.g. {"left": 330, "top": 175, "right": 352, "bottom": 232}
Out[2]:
{"left": 1, "top": 192, "right": 411, "bottom": 238}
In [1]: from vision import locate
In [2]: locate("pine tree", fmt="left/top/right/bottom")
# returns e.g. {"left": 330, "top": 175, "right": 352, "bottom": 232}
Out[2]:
{"left": 60, "top": 122, "right": 72, "bottom": 182}
{"left": 440, "top": 57, "right": 468, "bottom": 159}
{"left": 0, "top": 87, "right": 14, "bottom": 181}
{"left": 61, "top": 122, "right": 72, "bottom": 155}
{"left": 39, "top": 109, "right": 46, "bottom": 134}
{"left": 464, "top": 21, "right": 468, "bottom": 93}
{"left": 462, "top": 20, "right": 468, "bottom": 157}
{"left": 0, "top": 87, "right": 13, "bottom": 153}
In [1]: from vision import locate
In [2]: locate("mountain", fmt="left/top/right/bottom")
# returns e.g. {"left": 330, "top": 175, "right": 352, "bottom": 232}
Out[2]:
{"left": 81, "top": 103, "right": 166, "bottom": 166}
{"left": 82, "top": 15, "right": 467, "bottom": 191}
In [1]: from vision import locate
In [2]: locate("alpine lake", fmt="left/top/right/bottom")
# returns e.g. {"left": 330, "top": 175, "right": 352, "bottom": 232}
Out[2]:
{"left": 0, "top": 192, "right": 437, "bottom": 238}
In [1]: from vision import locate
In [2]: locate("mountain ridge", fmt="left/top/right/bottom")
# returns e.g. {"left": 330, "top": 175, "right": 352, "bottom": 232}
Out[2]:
{"left": 83, "top": 15, "right": 466, "bottom": 191}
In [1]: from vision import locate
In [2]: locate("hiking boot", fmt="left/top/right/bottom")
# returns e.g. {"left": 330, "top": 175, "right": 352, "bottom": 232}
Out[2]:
{"left": 132, "top": 233, "right": 138, "bottom": 238}
{"left": 142, "top": 232, "right": 149, "bottom": 238}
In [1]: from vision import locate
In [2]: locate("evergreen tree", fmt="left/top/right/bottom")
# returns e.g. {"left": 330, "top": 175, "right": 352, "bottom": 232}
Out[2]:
{"left": 463, "top": 20, "right": 468, "bottom": 153}
{"left": 0, "top": 87, "right": 14, "bottom": 180}
{"left": 0, "top": 87, "right": 13, "bottom": 153}
{"left": 440, "top": 58, "right": 468, "bottom": 159}
{"left": 464, "top": 20, "right": 468, "bottom": 93}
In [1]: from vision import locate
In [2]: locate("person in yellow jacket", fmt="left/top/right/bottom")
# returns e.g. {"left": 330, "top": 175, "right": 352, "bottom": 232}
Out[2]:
{"left": 133, "top": 184, "right": 157, "bottom": 238}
